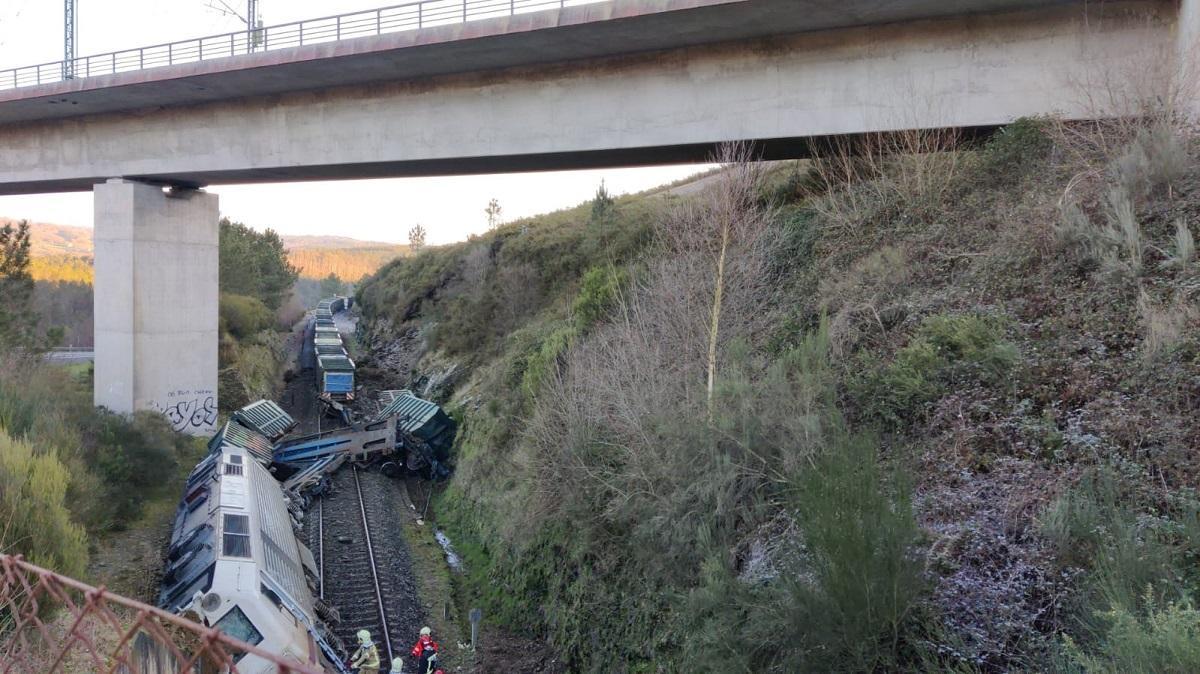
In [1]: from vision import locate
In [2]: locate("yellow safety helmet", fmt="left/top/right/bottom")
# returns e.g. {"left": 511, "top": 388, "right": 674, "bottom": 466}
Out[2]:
{"left": 420, "top": 626, "right": 431, "bottom": 636}
{"left": 357, "top": 629, "right": 372, "bottom": 644}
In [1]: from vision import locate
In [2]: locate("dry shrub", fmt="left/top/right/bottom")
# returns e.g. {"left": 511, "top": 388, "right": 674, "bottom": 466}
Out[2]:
{"left": 819, "top": 245, "right": 911, "bottom": 353}
{"left": 654, "top": 142, "right": 780, "bottom": 412}
{"left": 1110, "top": 123, "right": 1189, "bottom": 200}
{"left": 1056, "top": 188, "right": 1146, "bottom": 281}
{"left": 1053, "top": 0, "right": 1197, "bottom": 165}
{"left": 513, "top": 143, "right": 805, "bottom": 566}
{"left": 1160, "top": 218, "right": 1197, "bottom": 275}
{"left": 1137, "top": 289, "right": 1198, "bottom": 356}
{"left": 809, "top": 127, "right": 961, "bottom": 232}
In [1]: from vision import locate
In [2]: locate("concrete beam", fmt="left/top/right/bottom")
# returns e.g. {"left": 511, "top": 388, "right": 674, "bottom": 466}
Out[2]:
{"left": 0, "top": 1, "right": 1178, "bottom": 194}
{"left": 93, "top": 179, "right": 218, "bottom": 435}
{"left": 0, "top": 0, "right": 1075, "bottom": 127}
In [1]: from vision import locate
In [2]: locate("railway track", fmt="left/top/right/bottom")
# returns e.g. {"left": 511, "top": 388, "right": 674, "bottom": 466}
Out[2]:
{"left": 306, "top": 465, "right": 425, "bottom": 667}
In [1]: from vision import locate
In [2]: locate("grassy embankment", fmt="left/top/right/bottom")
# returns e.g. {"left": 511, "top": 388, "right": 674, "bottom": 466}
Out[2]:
{"left": 0, "top": 357, "right": 204, "bottom": 591}
{"left": 360, "top": 118, "right": 1200, "bottom": 672}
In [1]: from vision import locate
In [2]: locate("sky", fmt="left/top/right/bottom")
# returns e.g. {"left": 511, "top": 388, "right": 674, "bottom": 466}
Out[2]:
{"left": 0, "top": 0, "right": 712, "bottom": 245}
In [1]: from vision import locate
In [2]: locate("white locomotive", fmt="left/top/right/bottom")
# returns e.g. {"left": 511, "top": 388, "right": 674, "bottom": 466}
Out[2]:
{"left": 159, "top": 401, "right": 344, "bottom": 673}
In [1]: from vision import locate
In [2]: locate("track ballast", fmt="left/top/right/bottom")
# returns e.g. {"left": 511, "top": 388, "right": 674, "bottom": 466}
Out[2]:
{"left": 306, "top": 465, "right": 426, "bottom": 667}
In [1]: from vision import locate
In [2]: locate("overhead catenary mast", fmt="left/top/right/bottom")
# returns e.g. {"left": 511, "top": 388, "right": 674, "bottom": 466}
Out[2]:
{"left": 247, "top": 0, "right": 260, "bottom": 51}
{"left": 63, "top": 0, "right": 76, "bottom": 79}
{"left": 207, "top": 0, "right": 262, "bottom": 52}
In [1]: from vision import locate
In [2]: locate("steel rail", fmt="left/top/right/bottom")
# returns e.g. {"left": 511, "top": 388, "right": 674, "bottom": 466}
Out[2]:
{"left": 0, "top": 0, "right": 604, "bottom": 92}
{"left": 352, "top": 465, "right": 394, "bottom": 664}
{"left": 318, "top": 498, "right": 325, "bottom": 601}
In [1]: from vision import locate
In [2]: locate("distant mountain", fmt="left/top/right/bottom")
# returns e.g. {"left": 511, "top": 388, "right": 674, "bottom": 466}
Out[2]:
{"left": 281, "top": 235, "right": 404, "bottom": 250}
{"left": 288, "top": 245, "right": 410, "bottom": 281}
{"left": 7, "top": 218, "right": 407, "bottom": 282}
{"left": 4, "top": 219, "right": 94, "bottom": 258}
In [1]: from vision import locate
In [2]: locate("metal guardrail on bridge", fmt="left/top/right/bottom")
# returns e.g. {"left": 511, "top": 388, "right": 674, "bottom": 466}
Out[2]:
{"left": 0, "top": 0, "right": 605, "bottom": 92}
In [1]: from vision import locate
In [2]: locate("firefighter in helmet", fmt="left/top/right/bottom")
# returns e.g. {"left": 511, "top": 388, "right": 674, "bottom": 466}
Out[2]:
{"left": 410, "top": 626, "right": 440, "bottom": 674}
{"left": 350, "top": 629, "right": 381, "bottom": 674}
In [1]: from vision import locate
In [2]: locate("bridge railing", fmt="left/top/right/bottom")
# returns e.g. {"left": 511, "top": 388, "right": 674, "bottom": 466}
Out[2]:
{"left": 0, "top": 0, "right": 603, "bottom": 92}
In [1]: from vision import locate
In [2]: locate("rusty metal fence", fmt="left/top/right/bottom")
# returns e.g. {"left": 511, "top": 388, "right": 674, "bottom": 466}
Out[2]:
{"left": 0, "top": 555, "right": 323, "bottom": 673}
{"left": 0, "top": 0, "right": 606, "bottom": 91}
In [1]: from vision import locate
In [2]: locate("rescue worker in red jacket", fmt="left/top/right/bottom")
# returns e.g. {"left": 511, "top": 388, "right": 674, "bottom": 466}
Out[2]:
{"left": 410, "top": 626, "right": 439, "bottom": 674}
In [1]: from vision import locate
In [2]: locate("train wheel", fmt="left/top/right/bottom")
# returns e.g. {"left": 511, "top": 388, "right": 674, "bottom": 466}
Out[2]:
{"left": 380, "top": 461, "right": 402, "bottom": 479}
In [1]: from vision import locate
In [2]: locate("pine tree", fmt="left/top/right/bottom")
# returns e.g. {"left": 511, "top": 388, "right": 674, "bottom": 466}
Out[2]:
{"left": 590, "top": 180, "right": 615, "bottom": 226}
{"left": 319, "top": 272, "right": 346, "bottom": 298}
{"left": 485, "top": 198, "right": 503, "bottom": 231}
{"left": 0, "top": 220, "right": 41, "bottom": 350}
{"left": 408, "top": 224, "right": 428, "bottom": 251}
{"left": 218, "top": 218, "right": 299, "bottom": 311}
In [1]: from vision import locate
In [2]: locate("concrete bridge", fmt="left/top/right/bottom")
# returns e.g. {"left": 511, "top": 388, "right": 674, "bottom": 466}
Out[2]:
{"left": 0, "top": 0, "right": 1193, "bottom": 432}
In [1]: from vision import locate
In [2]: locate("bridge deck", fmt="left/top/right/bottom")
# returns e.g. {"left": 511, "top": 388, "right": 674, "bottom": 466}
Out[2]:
{"left": 0, "top": 0, "right": 1072, "bottom": 127}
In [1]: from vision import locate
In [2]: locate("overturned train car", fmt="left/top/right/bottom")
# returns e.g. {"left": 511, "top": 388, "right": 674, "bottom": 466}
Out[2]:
{"left": 159, "top": 400, "right": 345, "bottom": 673}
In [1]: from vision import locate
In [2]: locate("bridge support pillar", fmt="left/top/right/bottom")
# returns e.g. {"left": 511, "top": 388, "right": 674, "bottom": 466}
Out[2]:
{"left": 1180, "top": 0, "right": 1200, "bottom": 121}
{"left": 93, "top": 179, "right": 219, "bottom": 435}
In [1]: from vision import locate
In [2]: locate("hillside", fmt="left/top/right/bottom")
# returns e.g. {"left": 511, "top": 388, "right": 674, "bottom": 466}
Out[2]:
{"left": 287, "top": 245, "right": 408, "bottom": 282}
{"left": 354, "top": 121, "right": 1200, "bottom": 672}
{"left": 13, "top": 220, "right": 94, "bottom": 258}
{"left": 11, "top": 219, "right": 408, "bottom": 344}
{"left": 10, "top": 222, "right": 408, "bottom": 281}
{"left": 281, "top": 234, "right": 403, "bottom": 250}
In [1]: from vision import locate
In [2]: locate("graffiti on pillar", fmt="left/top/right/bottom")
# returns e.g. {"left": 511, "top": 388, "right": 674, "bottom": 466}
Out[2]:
{"left": 149, "top": 389, "right": 218, "bottom": 432}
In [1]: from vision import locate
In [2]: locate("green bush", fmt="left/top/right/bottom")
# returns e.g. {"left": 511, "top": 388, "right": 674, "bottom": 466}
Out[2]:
{"left": 219, "top": 292, "right": 274, "bottom": 338}
{"left": 0, "top": 428, "right": 88, "bottom": 576}
{"left": 856, "top": 313, "right": 1019, "bottom": 427}
{"left": 789, "top": 431, "right": 923, "bottom": 670}
{"left": 573, "top": 265, "right": 625, "bottom": 330}
{"left": 78, "top": 411, "right": 189, "bottom": 527}
{"left": 0, "top": 357, "right": 196, "bottom": 533}
{"left": 1041, "top": 471, "right": 1193, "bottom": 613}
{"left": 680, "top": 432, "right": 923, "bottom": 673}
{"left": 977, "top": 117, "right": 1051, "bottom": 180}
{"left": 520, "top": 322, "right": 577, "bottom": 400}
{"left": 1041, "top": 469, "right": 1200, "bottom": 671}
{"left": 1065, "top": 593, "right": 1200, "bottom": 673}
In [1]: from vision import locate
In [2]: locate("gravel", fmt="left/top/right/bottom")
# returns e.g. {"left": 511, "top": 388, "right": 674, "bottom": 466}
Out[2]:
{"left": 305, "top": 466, "right": 426, "bottom": 666}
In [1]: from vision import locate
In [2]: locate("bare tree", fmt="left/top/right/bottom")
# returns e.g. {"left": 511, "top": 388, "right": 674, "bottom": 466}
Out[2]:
{"left": 657, "top": 142, "right": 777, "bottom": 420}
{"left": 408, "top": 223, "right": 427, "bottom": 252}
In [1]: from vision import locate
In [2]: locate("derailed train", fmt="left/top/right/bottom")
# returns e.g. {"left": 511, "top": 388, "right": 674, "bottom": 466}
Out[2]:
{"left": 314, "top": 297, "right": 355, "bottom": 401}
{"left": 159, "top": 389, "right": 457, "bottom": 672}
{"left": 158, "top": 400, "right": 345, "bottom": 672}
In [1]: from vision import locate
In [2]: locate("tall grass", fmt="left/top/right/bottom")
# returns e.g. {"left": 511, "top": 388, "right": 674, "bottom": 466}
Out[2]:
{"left": 1042, "top": 469, "right": 1200, "bottom": 672}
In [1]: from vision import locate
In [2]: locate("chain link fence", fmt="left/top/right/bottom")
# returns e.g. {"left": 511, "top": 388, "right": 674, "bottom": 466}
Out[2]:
{"left": 0, "top": 555, "right": 324, "bottom": 673}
